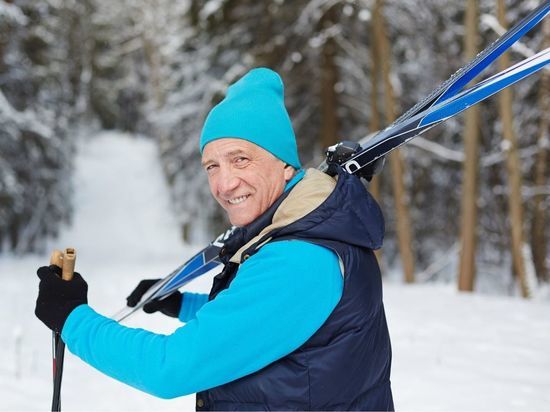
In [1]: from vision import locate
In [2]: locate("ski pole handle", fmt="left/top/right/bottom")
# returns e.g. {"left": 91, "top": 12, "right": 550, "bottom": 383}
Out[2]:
{"left": 50, "top": 250, "right": 64, "bottom": 268}
{"left": 49, "top": 248, "right": 76, "bottom": 280}
{"left": 61, "top": 248, "right": 76, "bottom": 281}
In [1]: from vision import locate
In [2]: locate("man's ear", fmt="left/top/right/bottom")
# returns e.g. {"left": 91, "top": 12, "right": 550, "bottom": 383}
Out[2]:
{"left": 283, "top": 164, "right": 296, "bottom": 182}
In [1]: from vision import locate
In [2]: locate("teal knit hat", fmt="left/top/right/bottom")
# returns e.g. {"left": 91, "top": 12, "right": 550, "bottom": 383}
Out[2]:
{"left": 200, "top": 68, "right": 301, "bottom": 169}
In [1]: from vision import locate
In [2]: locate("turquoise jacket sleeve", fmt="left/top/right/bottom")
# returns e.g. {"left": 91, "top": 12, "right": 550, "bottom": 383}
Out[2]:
{"left": 179, "top": 292, "right": 209, "bottom": 322}
{"left": 61, "top": 240, "right": 343, "bottom": 399}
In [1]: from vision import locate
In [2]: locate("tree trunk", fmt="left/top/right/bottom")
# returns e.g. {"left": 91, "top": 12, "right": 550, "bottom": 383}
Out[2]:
{"left": 530, "top": 17, "right": 549, "bottom": 283}
{"left": 189, "top": 0, "right": 200, "bottom": 27}
{"left": 320, "top": 9, "right": 340, "bottom": 152}
{"left": 141, "top": 0, "right": 165, "bottom": 109}
{"left": 375, "top": 0, "right": 415, "bottom": 283}
{"left": 497, "top": 0, "right": 530, "bottom": 298}
{"left": 368, "top": 7, "right": 383, "bottom": 264}
{"left": 458, "top": 0, "right": 480, "bottom": 292}
{"left": 368, "top": 15, "right": 382, "bottom": 201}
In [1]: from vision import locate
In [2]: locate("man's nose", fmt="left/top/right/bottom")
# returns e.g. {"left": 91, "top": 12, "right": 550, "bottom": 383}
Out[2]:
{"left": 217, "top": 167, "right": 240, "bottom": 195}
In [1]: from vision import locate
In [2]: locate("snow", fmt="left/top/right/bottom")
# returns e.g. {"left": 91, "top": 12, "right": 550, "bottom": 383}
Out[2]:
{"left": 386, "top": 284, "right": 550, "bottom": 410}
{"left": 1, "top": 131, "right": 549, "bottom": 410}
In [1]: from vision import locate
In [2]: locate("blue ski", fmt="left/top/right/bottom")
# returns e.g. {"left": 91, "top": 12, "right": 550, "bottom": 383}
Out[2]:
{"left": 344, "top": 48, "right": 550, "bottom": 175}
{"left": 394, "top": 0, "right": 549, "bottom": 124}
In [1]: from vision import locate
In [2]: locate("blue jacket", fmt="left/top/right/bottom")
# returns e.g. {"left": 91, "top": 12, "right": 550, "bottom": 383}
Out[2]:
{"left": 196, "top": 167, "right": 393, "bottom": 411}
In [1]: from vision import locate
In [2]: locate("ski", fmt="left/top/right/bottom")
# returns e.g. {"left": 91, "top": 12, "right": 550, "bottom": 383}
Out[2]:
{"left": 392, "top": 0, "right": 549, "bottom": 125}
{"left": 341, "top": 47, "right": 550, "bottom": 176}
{"left": 113, "top": 3, "right": 549, "bottom": 322}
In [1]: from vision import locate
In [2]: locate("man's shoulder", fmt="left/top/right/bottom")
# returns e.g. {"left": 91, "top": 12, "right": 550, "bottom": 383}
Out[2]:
{"left": 248, "top": 239, "right": 341, "bottom": 272}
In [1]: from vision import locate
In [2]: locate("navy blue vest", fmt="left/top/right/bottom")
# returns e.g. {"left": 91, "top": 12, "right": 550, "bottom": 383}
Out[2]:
{"left": 197, "top": 169, "right": 393, "bottom": 411}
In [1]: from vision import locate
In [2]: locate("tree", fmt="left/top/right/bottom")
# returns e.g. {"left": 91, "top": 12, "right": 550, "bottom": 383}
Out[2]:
{"left": 497, "top": 0, "right": 530, "bottom": 298}
{"left": 530, "top": 17, "right": 549, "bottom": 283}
{"left": 458, "top": 0, "right": 481, "bottom": 292}
{"left": 0, "top": 0, "right": 83, "bottom": 253}
{"left": 374, "top": 0, "right": 415, "bottom": 283}
{"left": 319, "top": 5, "right": 340, "bottom": 152}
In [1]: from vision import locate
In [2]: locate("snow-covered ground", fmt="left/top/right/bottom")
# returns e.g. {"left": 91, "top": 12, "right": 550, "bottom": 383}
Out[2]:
{"left": 1, "top": 131, "right": 549, "bottom": 411}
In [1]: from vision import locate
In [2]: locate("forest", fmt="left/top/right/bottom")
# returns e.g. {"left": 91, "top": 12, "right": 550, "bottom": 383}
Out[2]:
{"left": 0, "top": 0, "right": 548, "bottom": 297}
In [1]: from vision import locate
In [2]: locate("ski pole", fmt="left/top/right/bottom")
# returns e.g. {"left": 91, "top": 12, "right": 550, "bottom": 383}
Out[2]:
{"left": 49, "top": 247, "right": 76, "bottom": 412}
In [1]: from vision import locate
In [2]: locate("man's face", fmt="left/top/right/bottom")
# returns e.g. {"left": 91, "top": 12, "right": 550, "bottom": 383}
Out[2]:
{"left": 202, "top": 138, "right": 295, "bottom": 227}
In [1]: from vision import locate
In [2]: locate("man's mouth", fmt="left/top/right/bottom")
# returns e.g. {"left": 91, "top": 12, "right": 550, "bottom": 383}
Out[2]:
{"left": 227, "top": 195, "right": 250, "bottom": 205}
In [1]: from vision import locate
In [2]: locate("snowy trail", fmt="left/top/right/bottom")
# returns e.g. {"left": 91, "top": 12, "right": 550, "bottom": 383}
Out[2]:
{"left": 58, "top": 131, "right": 183, "bottom": 262}
{"left": 1, "top": 131, "right": 549, "bottom": 410}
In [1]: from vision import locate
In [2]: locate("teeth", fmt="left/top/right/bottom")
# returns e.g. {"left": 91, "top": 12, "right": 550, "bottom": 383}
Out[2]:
{"left": 228, "top": 195, "right": 249, "bottom": 205}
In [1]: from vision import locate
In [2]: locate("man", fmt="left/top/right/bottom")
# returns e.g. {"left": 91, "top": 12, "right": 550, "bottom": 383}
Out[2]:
{"left": 35, "top": 68, "right": 393, "bottom": 410}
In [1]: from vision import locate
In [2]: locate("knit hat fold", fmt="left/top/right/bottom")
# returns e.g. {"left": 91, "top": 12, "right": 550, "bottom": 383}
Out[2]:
{"left": 200, "top": 68, "right": 302, "bottom": 169}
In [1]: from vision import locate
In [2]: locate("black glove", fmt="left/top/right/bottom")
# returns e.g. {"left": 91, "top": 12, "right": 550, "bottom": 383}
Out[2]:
{"left": 126, "top": 279, "right": 182, "bottom": 318}
{"left": 35, "top": 265, "right": 88, "bottom": 333}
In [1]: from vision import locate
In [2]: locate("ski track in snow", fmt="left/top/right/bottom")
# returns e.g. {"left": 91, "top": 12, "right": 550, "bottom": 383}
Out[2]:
{"left": 1, "top": 131, "right": 549, "bottom": 411}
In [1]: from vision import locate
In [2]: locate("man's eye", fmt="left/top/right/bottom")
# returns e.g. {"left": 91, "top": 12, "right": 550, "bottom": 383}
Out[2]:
{"left": 205, "top": 164, "right": 217, "bottom": 172}
{"left": 235, "top": 157, "right": 249, "bottom": 165}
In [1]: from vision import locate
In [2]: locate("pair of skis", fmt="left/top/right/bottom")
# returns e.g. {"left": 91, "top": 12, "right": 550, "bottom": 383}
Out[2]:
{"left": 113, "top": 1, "right": 550, "bottom": 323}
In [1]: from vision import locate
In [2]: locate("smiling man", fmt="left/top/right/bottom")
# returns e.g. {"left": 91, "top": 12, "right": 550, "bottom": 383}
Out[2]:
{"left": 35, "top": 68, "right": 393, "bottom": 411}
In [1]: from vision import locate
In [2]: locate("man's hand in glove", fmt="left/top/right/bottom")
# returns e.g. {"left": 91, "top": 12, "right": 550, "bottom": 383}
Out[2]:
{"left": 35, "top": 265, "right": 88, "bottom": 333}
{"left": 126, "top": 279, "right": 182, "bottom": 318}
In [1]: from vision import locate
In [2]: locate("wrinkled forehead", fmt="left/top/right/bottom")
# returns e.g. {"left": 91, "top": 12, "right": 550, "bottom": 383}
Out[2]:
{"left": 201, "top": 138, "right": 274, "bottom": 164}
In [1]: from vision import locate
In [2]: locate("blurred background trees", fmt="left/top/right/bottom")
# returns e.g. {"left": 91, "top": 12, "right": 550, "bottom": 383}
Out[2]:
{"left": 0, "top": 0, "right": 548, "bottom": 295}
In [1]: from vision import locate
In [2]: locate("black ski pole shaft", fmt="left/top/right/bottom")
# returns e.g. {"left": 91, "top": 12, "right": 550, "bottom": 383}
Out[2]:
{"left": 51, "top": 335, "right": 66, "bottom": 411}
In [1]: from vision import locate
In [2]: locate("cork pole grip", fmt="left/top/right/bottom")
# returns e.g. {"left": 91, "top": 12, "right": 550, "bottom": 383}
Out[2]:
{"left": 61, "top": 248, "right": 76, "bottom": 281}
{"left": 49, "top": 248, "right": 76, "bottom": 281}
{"left": 50, "top": 250, "right": 64, "bottom": 268}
